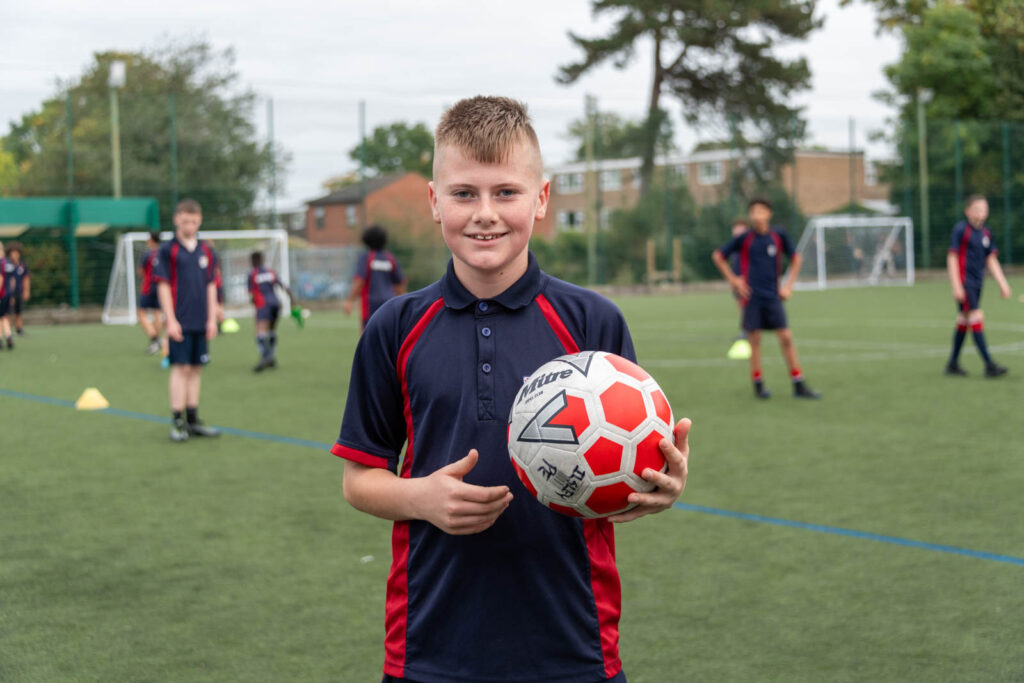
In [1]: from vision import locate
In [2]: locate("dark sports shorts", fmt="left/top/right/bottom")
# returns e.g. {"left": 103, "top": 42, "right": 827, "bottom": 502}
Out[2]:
{"left": 168, "top": 331, "right": 210, "bottom": 366}
{"left": 743, "top": 297, "right": 788, "bottom": 331}
{"left": 10, "top": 294, "right": 23, "bottom": 315}
{"left": 0, "top": 296, "right": 8, "bottom": 317}
{"left": 138, "top": 291, "right": 160, "bottom": 310}
{"left": 256, "top": 304, "right": 281, "bottom": 322}
{"left": 956, "top": 286, "right": 982, "bottom": 314}
{"left": 383, "top": 671, "right": 628, "bottom": 683}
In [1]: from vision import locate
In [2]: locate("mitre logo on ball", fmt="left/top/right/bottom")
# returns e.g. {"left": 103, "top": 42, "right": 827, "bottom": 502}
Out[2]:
{"left": 508, "top": 351, "right": 674, "bottom": 519}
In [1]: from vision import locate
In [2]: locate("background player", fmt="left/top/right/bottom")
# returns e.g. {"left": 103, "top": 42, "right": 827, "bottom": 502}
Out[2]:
{"left": 248, "top": 250, "right": 293, "bottom": 372}
{"left": 726, "top": 217, "right": 752, "bottom": 360}
{"left": 342, "top": 224, "right": 407, "bottom": 331}
{"left": 155, "top": 199, "right": 221, "bottom": 442}
{"left": 333, "top": 96, "right": 690, "bottom": 683}
{"left": 712, "top": 198, "right": 821, "bottom": 399}
{"left": 945, "top": 194, "right": 1011, "bottom": 377}
{"left": 0, "top": 241, "right": 9, "bottom": 349}
{"left": 137, "top": 232, "right": 165, "bottom": 356}
{"left": 4, "top": 243, "right": 30, "bottom": 338}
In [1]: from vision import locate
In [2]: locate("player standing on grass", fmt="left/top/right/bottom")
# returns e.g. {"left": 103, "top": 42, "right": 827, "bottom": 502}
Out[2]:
{"left": 333, "top": 96, "right": 691, "bottom": 683}
{"left": 342, "top": 224, "right": 407, "bottom": 332}
{"left": 155, "top": 199, "right": 221, "bottom": 442}
{"left": 0, "top": 241, "right": 9, "bottom": 350}
{"left": 726, "top": 218, "right": 752, "bottom": 360}
{"left": 248, "top": 250, "right": 293, "bottom": 372}
{"left": 4, "top": 243, "right": 30, "bottom": 338}
{"left": 137, "top": 232, "right": 166, "bottom": 357}
{"left": 712, "top": 198, "right": 821, "bottom": 399}
{"left": 945, "top": 194, "right": 1011, "bottom": 377}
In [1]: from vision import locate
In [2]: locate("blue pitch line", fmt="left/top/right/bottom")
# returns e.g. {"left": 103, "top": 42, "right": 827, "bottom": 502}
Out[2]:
{"left": 0, "top": 387, "right": 334, "bottom": 451}
{"left": 4, "top": 387, "right": 1023, "bottom": 568}
{"left": 674, "top": 502, "right": 1024, "bottom": 567}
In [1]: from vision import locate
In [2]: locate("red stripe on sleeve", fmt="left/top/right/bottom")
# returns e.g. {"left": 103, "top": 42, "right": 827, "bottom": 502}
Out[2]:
{"left": 535, "top": 294, "right": 580, "bottom": 354}
{"left": 330, "top": 443, "right": 390, "bottom": 468}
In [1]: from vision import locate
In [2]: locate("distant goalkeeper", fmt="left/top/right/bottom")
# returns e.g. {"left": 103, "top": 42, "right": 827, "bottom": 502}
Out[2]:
{"left": 249, "top": 251, "right": 293, "bottom": 373}
{"left": 945, "top": 194, "right": 1011, "bottom": 377}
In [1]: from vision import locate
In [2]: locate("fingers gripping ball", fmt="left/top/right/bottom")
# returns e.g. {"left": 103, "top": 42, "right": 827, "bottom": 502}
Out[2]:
{"left": 507, "top": 351, "right": 674, "bottom": 518}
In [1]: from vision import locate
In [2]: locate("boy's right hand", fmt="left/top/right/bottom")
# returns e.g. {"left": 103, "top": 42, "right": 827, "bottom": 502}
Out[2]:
{"left": 166, "top": 318, "right": 184, "bottom": 342}
{"left": 416, "top": 449, "right": 512, "bottom": 535}
{"left": 953, "top": 284, "right": 966, "bottom": 303}
{"left": 731, "top": 277, "right": 751, "bottom": 300}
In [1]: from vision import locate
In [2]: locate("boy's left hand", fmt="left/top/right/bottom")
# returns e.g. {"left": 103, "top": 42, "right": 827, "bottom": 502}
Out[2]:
{"left": 779, "top": 285, "right": 793, "bottom": 300}
{"left": 608, "top": 418, "right": 690, "bottom": 523}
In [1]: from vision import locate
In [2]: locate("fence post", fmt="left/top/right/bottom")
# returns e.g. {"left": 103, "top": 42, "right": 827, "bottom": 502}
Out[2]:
{"left": 67, "top": 200, "right": 80, "bottom": 308}
{"left": 1002, "top": 121, "right": 1012, "bottom": 266}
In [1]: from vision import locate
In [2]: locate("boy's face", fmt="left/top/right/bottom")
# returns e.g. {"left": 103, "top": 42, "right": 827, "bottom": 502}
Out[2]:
{"left": 9, "top": 249, "right": 20, "bottom": 263}
{"left": 965, "top": 199, "right": 988, "bottom": 227}
{"left": 749, "top": 204, "right": 772, "bottom": 232}
{"left": 428, "top": 141, "right": 549, "bottom": 284}
{"left": 174, "top": 210, "right": 202, "bottom": 239}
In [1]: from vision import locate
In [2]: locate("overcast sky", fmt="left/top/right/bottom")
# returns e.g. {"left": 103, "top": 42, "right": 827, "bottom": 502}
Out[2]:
{"left": 1, "top": 0, "right": 901, "bottom": 211}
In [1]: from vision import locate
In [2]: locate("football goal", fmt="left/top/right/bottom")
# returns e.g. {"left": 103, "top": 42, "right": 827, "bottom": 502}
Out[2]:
{"left": 102, "top": 229, "right": 290, "bottom": 324}
{"left": 791, "top": 215, "right": 915, "bottom": 290}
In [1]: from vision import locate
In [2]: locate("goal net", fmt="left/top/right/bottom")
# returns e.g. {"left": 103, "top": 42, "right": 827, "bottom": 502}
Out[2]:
{"left": 102, "top": 229, "right": 290, "bottom": 324}
{"left": 791, "top": 215, "right": 915, "bottom": 290}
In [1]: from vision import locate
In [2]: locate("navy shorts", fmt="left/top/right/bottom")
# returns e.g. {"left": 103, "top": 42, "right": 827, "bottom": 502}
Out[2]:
{"left": 743, "top": 297, "right": 788, "bottom": 331}
{"left": 0, "top": 296, "right": 8, "bottom": 317}
{"left": 256, "top": 304, "right": 280, "bottom": 322}
{"left": 168, "top": 331, "right": 210, "bottom": 366}
{"left": 10, "top": 294, "right": 22, "bottom": 315}
{"left": 956, "top": 287, "right": 981, "bottom": 314}
{"left": 138, "top": 291, "right": 160, "bottom": 310}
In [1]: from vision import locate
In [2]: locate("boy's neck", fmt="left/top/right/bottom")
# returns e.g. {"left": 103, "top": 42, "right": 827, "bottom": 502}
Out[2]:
{"left": 753, "top": 223, "right": 770, "bottom": 234}
{"left": 452, "top": 254, "right": 529, "bottom": 300}
{"left": 177, "top": 232, "right": 199, "bottom": 249}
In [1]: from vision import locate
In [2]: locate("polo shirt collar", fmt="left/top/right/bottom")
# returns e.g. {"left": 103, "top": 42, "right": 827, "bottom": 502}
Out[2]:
{"left": 441, "top": 252, "right": 542, "bottom": 311}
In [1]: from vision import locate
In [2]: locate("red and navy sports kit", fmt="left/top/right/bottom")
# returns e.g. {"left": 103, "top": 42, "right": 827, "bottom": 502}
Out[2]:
{"left": 334, "top": 255, "right": 633, "bottom": 683}
{"left": 139, "top": 249, "right": 160, "bottom": 310}
{"left": 0, "top": 258, "right": 7, "bottom": 316}
{"left": 949, "top": 220, "right": 996, "bottom": 313}
{"left": 248, "top": 266, "right": 281, "bottom": 321}
{"left": 357, "top": 249, "right": 404, "bottom": 324}
{"left": 718, "top": 227, "right": 795, "bottom": 332}
{"left": 153, "top": 238, "right": 216, "bottom": 366}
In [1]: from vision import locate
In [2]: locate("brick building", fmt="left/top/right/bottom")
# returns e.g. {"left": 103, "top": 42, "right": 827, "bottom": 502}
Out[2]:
{"left": 304, "top": 172, "right": 437, "bottom": 246}
{"left": 535, "top": 148, "right": 892, "bottom": 239}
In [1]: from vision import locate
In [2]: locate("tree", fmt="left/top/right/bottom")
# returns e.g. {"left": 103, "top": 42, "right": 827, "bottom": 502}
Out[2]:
{"left": 564, "top": 109, "right": 674, "bottom": 161}
{"left": 0, "top": 146, "right": 17, "bottom": 196}
{"left": 556, "top": 0, "right": 821, "bottom": 196}
{"left": 2, "top": 40, "right": 280, "bottom": 227}
{"left": 349, "top": 122, "right": 434, "bottom": 178}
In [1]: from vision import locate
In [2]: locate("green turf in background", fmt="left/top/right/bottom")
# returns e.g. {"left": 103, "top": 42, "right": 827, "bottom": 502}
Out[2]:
{"left": 2, "top": 277, "right": 1022, "bottom": 681}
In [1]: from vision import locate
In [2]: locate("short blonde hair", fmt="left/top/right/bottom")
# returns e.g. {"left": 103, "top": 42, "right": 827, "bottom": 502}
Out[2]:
{"left": 434, "top": 96, "right": 541, "bottom": 171}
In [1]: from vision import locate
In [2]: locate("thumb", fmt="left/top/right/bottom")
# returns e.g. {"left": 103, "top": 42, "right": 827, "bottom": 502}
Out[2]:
{"left": 441, "top": 449, "right": 479, "bottom": 479}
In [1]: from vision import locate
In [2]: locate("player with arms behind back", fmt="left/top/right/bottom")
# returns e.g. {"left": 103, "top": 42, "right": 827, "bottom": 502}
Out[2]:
{"left": 945, "top": 194, "right": 1011, "bottom": 377}
{"left": 712, "top": 198, "right": 821, "bottom": 399}
{"left": 333, "top": 96, "right": 691, "bottom": 683}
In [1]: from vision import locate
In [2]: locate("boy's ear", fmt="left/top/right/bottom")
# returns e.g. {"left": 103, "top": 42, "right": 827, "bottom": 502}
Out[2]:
{"left": 534, "top": 179, "right": 550, "bottom": 221}
{"left": 427, "top": 182, "right": 441, "bottom": 224}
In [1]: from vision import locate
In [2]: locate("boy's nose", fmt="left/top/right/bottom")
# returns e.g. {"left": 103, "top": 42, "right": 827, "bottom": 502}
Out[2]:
{"left": 473, "top": 198, "right": 498, "bottom": 225}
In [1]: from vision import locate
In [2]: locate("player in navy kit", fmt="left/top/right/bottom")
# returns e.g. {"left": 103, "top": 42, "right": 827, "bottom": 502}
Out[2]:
{"left": 4, "top": 243, "right": 30, "bottom": 338}
{"left": 248, "top": 250, "right": 293, "bottom": 372}
{"left": 713, "top": 198, "right": 821, "bottom": 399}
{"left": 945, "top": 194, "right": 1011, "bottom": 377}
{"left": 137, "top": 232, "right": 165, "bottom": 356}
{"left": 0, "top": 241, "right": 10, "bottom": 349}
{"left": 154, "top": 199, "right": 221, "bottom": 442}
{"left": 343, "top": 224, "right": 407, "bottom": 331}
{"left": 333, "top": 97, "right": 691, "bottom": 683}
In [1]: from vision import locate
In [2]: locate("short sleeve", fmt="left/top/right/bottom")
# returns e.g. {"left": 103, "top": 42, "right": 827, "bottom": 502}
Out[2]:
{"left": 204, "top": 246, "right": 217, "bottom": 284}
{"left": 355, "top": 251, "right": 369, "bottom": 280}
{"left": 778, "top": 230, "right": 795, "bottom": 258}
{"left": 718, "top": 233, "right": 745, "bottom": 258}
{"left": 949, "top": 224, "right": 965, "bottom": 252}
{"left": 332, "top": 312, "right": 408, "bottom": 471}
{"left": 582, "top": 297, "right": 637, "bottom": 363}
{"left": 153, "top": 243, "right": 170, "bottom": 282}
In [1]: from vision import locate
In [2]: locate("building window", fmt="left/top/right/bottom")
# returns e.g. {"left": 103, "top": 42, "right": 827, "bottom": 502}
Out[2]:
{"left": 314, "top": 206, "right": 325, "bottom": 230}
{"left": 599, "top": 169, "right": 622, "bottom": 191}
{"left": 557, "top": 210, "right": 585, "bottom": 231}
{"left": 346, "top": 204, "right": 358, "bottom": 227}
{"left": 556, "top": 173, "right": 584, "bottom": 194}
{"left": 865, "top": 161, "right": 878, "bottom": 187}
{"left": 600, "top": 207, "right": 613, "bottom": 230}
{"left": 699, "top": 161, "right": 724, "bottom": 185}
{"left": 673, "top": 165, "right": 689, "bottom": 181}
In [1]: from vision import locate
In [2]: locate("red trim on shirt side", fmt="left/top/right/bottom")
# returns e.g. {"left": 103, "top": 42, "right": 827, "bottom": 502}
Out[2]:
{"left": 739, "top": 232, "right": 755, "bottom": 306}
{"left": 959, "top": 225, "right": 971, "bottom": 285}
{"left": 584, "top": 518, "right": 623, "bottom": 678}
{"left": 168, "top": 243, "right": 179, "bottom": 311}
{"left": 382, "top": 296, "right": 445, "bottom": 678}
{"left": 329, "top": 443, "right": 389, "bottom": 468}
{"left": 249, "top": 268, "right": 266, "bottom": 309}
{"left": 536, "top": 294, "right": 580, "bottom": 354}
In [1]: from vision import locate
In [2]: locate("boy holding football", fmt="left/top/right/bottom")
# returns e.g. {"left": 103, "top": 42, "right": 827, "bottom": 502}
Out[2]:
{"left": 332, "top": 96, "right": 690, "bottom": 683}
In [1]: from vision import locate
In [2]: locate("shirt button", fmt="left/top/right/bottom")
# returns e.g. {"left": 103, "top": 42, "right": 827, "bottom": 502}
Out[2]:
{"left": 481, "top": 362, "right": 492, "bottom": 374}
{"left": 478, "top": 301, "right": 489, "bottom": 312}
{"left": 481, "top": 327, "right": 491, "bottom": 337}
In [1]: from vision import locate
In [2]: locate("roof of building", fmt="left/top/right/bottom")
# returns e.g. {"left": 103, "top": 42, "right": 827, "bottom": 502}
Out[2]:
{"left": 307, "top": 173, "right": 413, "bottom": 206}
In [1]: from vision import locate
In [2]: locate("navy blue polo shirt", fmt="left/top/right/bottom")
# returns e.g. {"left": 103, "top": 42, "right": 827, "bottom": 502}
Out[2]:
{"left": 333, "top": 253, "right": 635, "bottom": 683}
{"left": 153, "top": 237, "right": 216, "bottom": 332}
{"left": 248, "top": 266, "right": 280, "bottom": 310}
{"left": 718, "top": 226, "right": 794, "bottom": 300}
{"left": 4, "top": 259, "right": 28, "bottom": 296}
{"left": 949, "top": 220, "right": 996, "bottom": 291}
{"left": 356, "top": 249, "right": 405, "bottom": 322}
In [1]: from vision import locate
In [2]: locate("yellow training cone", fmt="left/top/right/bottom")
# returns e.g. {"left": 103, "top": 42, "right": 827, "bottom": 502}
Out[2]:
{"left": 75, "top": 388, "right": 110, "bottom": 410}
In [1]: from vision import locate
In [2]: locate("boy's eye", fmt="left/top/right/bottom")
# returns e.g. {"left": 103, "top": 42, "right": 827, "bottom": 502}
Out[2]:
{"left": 497, "top": 189, "right": 519, "bottom": 198}
{"left": 453, "top": 190, "right": 474, "bottom": 199}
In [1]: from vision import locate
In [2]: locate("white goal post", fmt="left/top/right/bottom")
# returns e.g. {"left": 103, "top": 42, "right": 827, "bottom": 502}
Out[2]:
{"left": 102, "top": 229, "right": 290, "bottom": 325}
{"left": 790, "top": 215, "right": 915, "bottom": 290}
